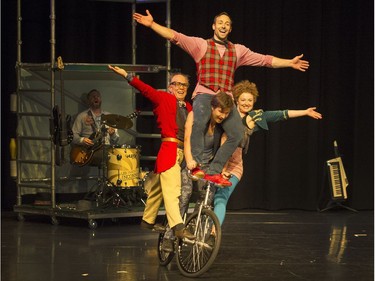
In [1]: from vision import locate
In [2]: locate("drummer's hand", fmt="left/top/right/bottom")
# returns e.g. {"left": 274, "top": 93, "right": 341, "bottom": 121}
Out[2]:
{"left": 108, "top": 65, "right": 127, "bottom": 78}
{"left": 107, "top": 127, "right": 115, "bottom": 135}
{"left": 83, "top": 137, "right": 94, "bottom": 146}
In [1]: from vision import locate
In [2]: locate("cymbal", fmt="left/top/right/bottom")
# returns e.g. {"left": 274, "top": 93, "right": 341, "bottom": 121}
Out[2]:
{"left": 102, "top": 114, "right": 133, "bottom": 129}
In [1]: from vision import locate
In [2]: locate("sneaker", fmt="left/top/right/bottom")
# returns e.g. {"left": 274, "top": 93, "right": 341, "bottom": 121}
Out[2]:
{"left": 204, "top": 174, "right": 232, "bottom": 187}
{"left": 191, "top": 167, "right": 205, "bottom": 180}
{"left": 161, "top": 238, "right": 174, "bottom": 253}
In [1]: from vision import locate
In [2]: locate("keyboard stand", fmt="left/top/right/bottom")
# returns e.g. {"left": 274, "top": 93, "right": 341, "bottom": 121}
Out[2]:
{"left": 317, "top": 163, "right": 358, "bottom": 213}
{"left": 319, "top": 200, "right": 358, "bottom": 213}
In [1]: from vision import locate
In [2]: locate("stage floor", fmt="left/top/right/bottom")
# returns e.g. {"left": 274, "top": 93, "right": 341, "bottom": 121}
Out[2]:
{"left": 1, "top": 209, "right": 373, "bottom": 281}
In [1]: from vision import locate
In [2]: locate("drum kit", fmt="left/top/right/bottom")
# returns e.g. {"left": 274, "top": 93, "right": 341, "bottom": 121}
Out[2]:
{"left": 76, "top": 112, "right": 149, "bottom": 208}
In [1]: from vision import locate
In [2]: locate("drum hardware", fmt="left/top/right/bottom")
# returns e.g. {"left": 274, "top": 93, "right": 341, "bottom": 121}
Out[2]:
{"left": 81, "top": 112, "right": 148, "bottom": 208}
{"left": 102, "top": 114, "right": 133, "bottom": 129}
{"left": 83, "top": 122, "right": 128, "bottom": 208}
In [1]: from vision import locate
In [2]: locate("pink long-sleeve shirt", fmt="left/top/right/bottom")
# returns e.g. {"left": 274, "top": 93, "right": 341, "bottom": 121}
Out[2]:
{"left": 170, "top": 31, "right": 273, "bottom": 99}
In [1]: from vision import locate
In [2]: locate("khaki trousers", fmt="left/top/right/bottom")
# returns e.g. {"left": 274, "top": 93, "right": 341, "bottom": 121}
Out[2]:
{"left": 142, "top": 148, "right": 184, "bottom": 229}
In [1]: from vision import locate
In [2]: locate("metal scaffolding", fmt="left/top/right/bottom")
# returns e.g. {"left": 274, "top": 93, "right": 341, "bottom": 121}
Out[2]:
{"left": 13, "top": 0, "right": 171, "bottom": 229}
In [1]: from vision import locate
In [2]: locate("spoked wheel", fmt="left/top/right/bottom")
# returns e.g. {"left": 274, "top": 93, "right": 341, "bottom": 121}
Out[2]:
{"left": 157, "top": 218, "right": 175, "bottom": 266}
{"left": 176, "top": 209, "right": 221, "bottom": 277}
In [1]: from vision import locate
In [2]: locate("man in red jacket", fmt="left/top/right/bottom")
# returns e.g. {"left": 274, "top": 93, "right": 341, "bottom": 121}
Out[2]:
{"left": 108, "top": 65, "right": 195, "bottom": 240}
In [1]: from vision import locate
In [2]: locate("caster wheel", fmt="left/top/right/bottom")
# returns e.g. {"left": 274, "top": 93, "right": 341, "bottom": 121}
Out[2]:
{"left": 51, "top": 216, "right": 59, "bottom": 226}
{"left": 17, "top": 213, "right": 25, "bottom": 222}
{"left": 88, "top": 219, "right": 97, "bottom": 229}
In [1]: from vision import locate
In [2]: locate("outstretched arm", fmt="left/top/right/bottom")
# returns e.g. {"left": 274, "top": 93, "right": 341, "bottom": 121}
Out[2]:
{"left": 245, "top": 108, "right": 321, "bottom": 131}
{"left": 133, "top": 9, "right": 175, "bottom": 40}
{"left": 108, "top": 65, "right": 161, "bottom": 105}
{"left": 288, "top": 107, "right": 322, "bottom": 119}
{"left": 271, "top": 54, "right": 309, "bottom": 72}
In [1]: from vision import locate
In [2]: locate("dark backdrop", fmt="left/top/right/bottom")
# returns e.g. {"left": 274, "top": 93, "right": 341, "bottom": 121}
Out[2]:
{"left": 1, "top": 0, "right": 373, "bottom": 211}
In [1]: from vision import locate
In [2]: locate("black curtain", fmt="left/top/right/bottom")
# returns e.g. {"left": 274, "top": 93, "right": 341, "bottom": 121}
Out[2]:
{"left": 1, "top": 0, "right": 373, "bottom": 211}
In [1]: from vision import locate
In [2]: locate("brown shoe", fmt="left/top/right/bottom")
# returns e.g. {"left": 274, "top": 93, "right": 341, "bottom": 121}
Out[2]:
{"left": 153, "top": 223, "right": 166, "bottom": 233}
{"left": 140, "top": 220, "right": 154, "bottom": 230}
{"left": 175, "top": 228, "right": 196, "bottom": 240}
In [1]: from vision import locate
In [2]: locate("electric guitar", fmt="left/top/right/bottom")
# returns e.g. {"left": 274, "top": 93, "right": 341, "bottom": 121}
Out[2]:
{"left": 70, "top": 130, "right": 103, "bottom": 167}
{"left": 70, "top": 111, "right": 139, "bottom": 166}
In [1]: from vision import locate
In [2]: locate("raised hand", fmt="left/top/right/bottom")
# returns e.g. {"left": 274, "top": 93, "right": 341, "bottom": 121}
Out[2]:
{"left": 306, "top": 107, "right": 322, "bottom": 119}
{"left": 108, "top": 65, "right": 127, "bottom": 78}
{"left": 291, "top": 54, "right": 309, "bottom": 72}
{"left": 133, "top": 9, "right": 154, "bottom": 27}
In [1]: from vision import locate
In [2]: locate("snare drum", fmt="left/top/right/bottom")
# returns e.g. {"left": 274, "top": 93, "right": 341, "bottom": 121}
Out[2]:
{"left": 107, "top": 144, "right": 141, "bottom": 187}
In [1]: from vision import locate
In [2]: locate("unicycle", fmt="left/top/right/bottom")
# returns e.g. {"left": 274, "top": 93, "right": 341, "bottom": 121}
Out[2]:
{"left": 156, "top": 173, "right": 222, "bottom": 277}
{"left": 175, "top": 179, "right": 221, "bottom": 277}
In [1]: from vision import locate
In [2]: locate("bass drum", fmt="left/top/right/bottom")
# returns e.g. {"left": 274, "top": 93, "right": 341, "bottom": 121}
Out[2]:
{"left": 107, "top": 144, "right": 141, "bottom": 188}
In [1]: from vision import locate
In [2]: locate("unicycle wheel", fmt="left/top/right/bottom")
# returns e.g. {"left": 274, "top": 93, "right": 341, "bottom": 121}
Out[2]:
{"left": 176, "top": 209, "right": 221, "bottom": 277}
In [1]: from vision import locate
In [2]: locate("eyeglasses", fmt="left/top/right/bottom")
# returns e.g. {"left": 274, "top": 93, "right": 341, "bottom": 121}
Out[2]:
{"left": 170, "top": 81, "right": 189, "bottom": 88}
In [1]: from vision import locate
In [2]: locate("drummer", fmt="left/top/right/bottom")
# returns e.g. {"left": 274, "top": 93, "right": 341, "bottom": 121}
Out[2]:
{"left": 71, "top": 89, "right": 120, "bottom": 166}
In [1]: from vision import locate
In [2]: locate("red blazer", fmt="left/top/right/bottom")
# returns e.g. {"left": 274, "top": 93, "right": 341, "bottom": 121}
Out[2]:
{"left": 129, "top": 77, "right": 192, "bottom": 173}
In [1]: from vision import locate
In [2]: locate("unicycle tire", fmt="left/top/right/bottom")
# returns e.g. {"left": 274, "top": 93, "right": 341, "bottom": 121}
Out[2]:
{"left": 176, "top": 209, "right": 221, "bottom": 277}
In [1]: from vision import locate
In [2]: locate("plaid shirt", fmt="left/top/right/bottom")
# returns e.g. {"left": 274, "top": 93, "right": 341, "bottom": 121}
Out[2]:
{"left": 197, "top": 39, "right": 237, "bottom": 92}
